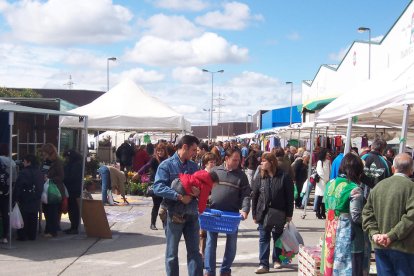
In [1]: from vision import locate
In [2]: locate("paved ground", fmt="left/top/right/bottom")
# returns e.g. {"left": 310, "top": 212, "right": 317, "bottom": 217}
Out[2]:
{"left": 0, "top": 194, "right": 325, "bottom": 276}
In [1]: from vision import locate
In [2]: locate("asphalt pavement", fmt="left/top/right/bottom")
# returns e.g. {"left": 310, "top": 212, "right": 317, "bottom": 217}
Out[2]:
{"left": 0, "top": 194, "right": 325, "bottom": 276}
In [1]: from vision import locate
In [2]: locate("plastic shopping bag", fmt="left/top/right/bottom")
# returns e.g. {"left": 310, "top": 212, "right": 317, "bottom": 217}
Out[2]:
{"left": 47, "top": 180, "right": 62, "bottom": 204}
{"left": 281, "top": 222, "right": 303, "bottom": 253}
{"left": 11, "top": 204, "right": 24, "bottom": 229}
{"left": 41, "top": 180, "right": 49, "bottom": 204}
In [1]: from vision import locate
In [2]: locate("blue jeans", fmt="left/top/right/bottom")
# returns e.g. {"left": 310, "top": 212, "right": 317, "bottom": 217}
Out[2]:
{"left": 204, "top": 230, "right": 238, "bottom": 275}
{"left": 375, "top": 249, "right": 414, "bottom": 276}
{"left": 165, "top": 214, "right": 202, "bottom": 276}
{"left": 98, "top": 166, "right": 111, "bottom": 203}
{"left": 258, "top": 224, "right": 283, "bottom": 268}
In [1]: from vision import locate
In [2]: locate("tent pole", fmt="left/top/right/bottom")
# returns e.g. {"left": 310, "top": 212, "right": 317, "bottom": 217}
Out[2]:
{"left": 399, "top": 104, "right": 410, "bottom": 154}
{"left": 344, "top": 117, "right": 353, "bottom": 154}
{"left": 57, "top": 123, "right": 61, "bottom": 155}
{"left": 8, "top": 112, "right": 14, "bottom": 249}
{"left": 78, "top": 117, "right": 88, "bottom": 235}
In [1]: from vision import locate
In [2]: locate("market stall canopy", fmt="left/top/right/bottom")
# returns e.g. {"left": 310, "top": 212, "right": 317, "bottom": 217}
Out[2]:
{"left": 59, "top": 79, "right": 191, "bottom": 132}
{"left": 0, "top": 99, "right": 81, "bottom": 117}
{"left": 316, "top": 60, "right": 414, "bottom": 128}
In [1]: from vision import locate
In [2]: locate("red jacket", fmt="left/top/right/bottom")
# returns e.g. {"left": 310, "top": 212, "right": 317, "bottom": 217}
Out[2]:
{"left": 179, "top": 170, "right": 214, "bottom": 213}
{"left": 133, "top": 149, "right": 150, "bottom": 172}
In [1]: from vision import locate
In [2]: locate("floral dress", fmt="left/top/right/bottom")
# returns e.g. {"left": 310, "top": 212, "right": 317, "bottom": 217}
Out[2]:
{"left": 320, "top": 176, "right": 365, "bottom": 276}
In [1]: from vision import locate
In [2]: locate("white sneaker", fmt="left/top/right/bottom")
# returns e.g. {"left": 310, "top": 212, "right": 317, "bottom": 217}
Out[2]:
{"left": 273, "top": 262, "right": 282, "bottom": 269}
{"left": 255, "top": 265, "right": 269, "bottom": 274}
{"left": 1, "top": 238, "right": 8, "bottom": 244}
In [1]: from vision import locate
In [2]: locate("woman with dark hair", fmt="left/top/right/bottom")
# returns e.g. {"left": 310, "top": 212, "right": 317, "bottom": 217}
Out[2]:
{"left": 14, "top": 154, "right": 44, "bottom": 240}
{"left": 63, "top": 149, "right": 83, "bottom": 234}
{"left": 252, "top": 152, "right": 294, "bottom": 273}
{"left": 321, "top": 153, "right": 368, "bottom": 276}
{"left": 40, "top": 143, "right": 65, "bottom": 238}
{"left": 315, "top": 148, "right": 330, "bottom": 219}
{"left": 136, "top": 143, "right": 168, "bottom": 230}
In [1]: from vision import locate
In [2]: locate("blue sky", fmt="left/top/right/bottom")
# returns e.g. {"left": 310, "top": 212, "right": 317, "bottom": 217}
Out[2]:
{"left": 0, "top": 0, "right": 410, "bottom": 125}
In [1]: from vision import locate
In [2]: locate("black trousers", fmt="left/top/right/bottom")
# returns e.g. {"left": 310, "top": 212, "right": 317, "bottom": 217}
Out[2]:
{"left": 17, "top": 211, "right": 38, "bottom": 240}
{"left": 0, "top": 196, "right": 9, "bottom": 239}
{"left": 352, "top": 252, "right": 364, "bottom": 276}
{"left": 68, "top": 197, "right": 80, "bottom": 230}
{"left": 315, "top": 196, "right": 326, "bottom": 217}
{"left": 43, "top": 203, "right": 60, "bottom": 236}
{"left": 151, "top": 195, "right": 163, "bottom": 225}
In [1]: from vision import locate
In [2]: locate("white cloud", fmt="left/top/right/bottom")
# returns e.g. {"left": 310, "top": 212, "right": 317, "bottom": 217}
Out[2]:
{"left": 139, "top": 14, "right": 202, "bottom": 40}
{"left": 172, "top": 67, "right": 207, "bottom": 84}
{"left": 1, "top": 0, "right": 133, "bottom": 45}
{"left": 153, "top": 0, "right": 208, "bottom": 12}
{"left": 228, "top": 71, "right": 279, "bottom": 87}
{"left": 287, "top": 32, "right": 300, "bottom": 41}
{"left": 118, "top": 68, "right": 165, "bottom": 83}
{"left": 195, "top": 1, "right": 263, "bottom": 30}
{"left": 329, "top": 47, "right": 349, "bottom": 62}
{"left": 125, "top": 32, "right": 248, "bottom": 66}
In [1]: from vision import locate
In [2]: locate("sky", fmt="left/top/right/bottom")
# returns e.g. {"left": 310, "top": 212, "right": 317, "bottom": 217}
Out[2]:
{"left": 0, "top": 0, "right": 411, "bottom": 126}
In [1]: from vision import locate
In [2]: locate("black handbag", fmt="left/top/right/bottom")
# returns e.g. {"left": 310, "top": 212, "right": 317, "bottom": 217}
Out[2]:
{"left": 263, "top": 178, "right": 286, "bottom": 232}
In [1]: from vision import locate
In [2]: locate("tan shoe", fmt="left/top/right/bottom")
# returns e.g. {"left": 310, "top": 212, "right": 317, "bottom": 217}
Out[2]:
{"left": 255, "top": 266, "right": 269, "bottom": 274}
{"left": 273, "top": 262, "right": 282, "bottom": 269}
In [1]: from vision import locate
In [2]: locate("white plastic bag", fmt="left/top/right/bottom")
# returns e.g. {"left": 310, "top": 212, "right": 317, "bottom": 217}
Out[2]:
{"left": 107, "top": 190, "right": 114, "bottom": 205}
{"left": 41, "top": 180, "right": 49, "bottom": 204}
{"left": 281, "top": 222, "right": 303, "bottom": 253}
{"left": 11, "top": 204, "right": 24, "bottom": 229}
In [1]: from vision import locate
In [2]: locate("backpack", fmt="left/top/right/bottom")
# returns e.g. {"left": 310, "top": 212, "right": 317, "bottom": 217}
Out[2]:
{"left": 0, "top": 160, "right": 10, "bottom": 195}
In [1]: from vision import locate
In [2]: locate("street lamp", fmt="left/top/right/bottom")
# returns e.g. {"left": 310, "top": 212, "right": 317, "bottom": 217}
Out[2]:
{"left": 358, "top": 27, "right": 371, "bottom": 80}
{"left": 203, "top": 108, "right": 212, "bottom": 140}
{"left": 202, "top": 69, "right": 224, "bottom": 142}
{"left": 107, "top": 57, "right": 117, "bottom": 91}
{"left": 246, "top": 114, "right": 252, "bottom": 133}
{"left": 286, "top": 81, "right": 293, "bottom": 126}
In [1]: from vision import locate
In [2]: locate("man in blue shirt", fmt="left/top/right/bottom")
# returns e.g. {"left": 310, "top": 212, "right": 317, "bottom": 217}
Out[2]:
{"left": 153, "top": 135, "right": 201, "bottom": 276}
{"left": 330, "top": 149, "right": 344, "bottom": 180}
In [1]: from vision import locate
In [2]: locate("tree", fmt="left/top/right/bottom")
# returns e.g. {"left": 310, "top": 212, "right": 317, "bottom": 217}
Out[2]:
{"left": 0, "top": 87, "right": 40, "bottom": 98}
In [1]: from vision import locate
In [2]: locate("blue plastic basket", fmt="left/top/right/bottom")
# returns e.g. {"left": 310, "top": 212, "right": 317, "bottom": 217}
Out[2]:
{"left": 199, "top": 208, "right": 242, "bottom": 234}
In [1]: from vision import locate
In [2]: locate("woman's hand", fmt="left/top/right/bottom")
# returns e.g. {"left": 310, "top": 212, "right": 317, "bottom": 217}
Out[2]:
{"left": 286, "top": 217, "right": 292, "bottom": 223}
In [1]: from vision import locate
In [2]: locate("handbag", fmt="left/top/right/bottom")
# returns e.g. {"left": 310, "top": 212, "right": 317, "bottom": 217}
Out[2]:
{"left": 262, "top": 178, "right": 286, "bottom": 232}
{"left": 263, "top": 207, "right": 286, "bottom": 232}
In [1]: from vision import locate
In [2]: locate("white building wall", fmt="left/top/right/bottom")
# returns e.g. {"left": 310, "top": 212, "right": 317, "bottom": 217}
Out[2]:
{"left": 302, "top": 2, "right": 414, "bottom": 107}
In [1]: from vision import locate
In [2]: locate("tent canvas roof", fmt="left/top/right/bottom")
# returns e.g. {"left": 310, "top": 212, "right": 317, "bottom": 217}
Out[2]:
{"left": 59, "top": 79, "right": 191, "bottom": 132}
{"left": 0, "top": 99, "right": 82, "bottom": 117}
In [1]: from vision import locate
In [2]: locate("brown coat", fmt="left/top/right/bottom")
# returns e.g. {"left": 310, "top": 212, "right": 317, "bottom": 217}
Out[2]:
{"left": 108, "top": 166, "right": 126, "bottom": 196}
{"left": 47, "top": 158, "right": 65, "bottom": 197}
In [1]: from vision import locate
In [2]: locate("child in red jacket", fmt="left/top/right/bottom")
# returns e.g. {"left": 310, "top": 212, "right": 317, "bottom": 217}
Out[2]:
{"left": 167, "top": 170, "right": 219, "bottom": 224}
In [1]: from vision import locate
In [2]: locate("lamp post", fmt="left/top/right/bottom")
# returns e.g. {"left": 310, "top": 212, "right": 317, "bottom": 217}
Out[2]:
{"left": 107, "top": 57, "right": 117, "bottom": 91}
{"left": 246, "top": 114, "right": 252, "bottom": 133}
{"left": 358, "top": 27, "right": 371, "bottom": 80}
{"left": 202, "top": 69, "right": 224, "bottom": 142}
{"left": 286, "top": 81, "right": 293, "bottom": 126}
{"left": 203, "top": 108, "right": 212, "bottom": 140}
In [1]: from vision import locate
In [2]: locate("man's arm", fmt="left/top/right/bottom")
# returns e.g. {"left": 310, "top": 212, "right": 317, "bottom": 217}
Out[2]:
{"left": 240, "top": 173, "right": 251, "bottom": 219}
{"left": 153, "top": 162, "right": 182, "bottom": 201}
{"left": 362, "top": 193, "right": 380, "bottom": 238}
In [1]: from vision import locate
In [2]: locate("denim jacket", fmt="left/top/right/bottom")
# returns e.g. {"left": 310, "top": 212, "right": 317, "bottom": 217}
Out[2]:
{"left": 153, "top": 152, "right": 199, "bottom": 201}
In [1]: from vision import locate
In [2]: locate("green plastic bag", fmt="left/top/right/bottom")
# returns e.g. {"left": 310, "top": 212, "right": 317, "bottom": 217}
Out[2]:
{"left": 294, "top": 183, "right": 298, "bottom": 200}
{"left": 47, "top": 180, "right": 62, "bottom": 204}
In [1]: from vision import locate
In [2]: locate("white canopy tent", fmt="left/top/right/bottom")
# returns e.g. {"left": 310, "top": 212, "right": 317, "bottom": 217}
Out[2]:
{"left": 317, "top": 58, "right": 414, "bottom": 153}
{"left": 59, "top": 79, "right": 191, "bottom": 133}
{"left": 0, "top": 99, "right": 88, "bottom": 248}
